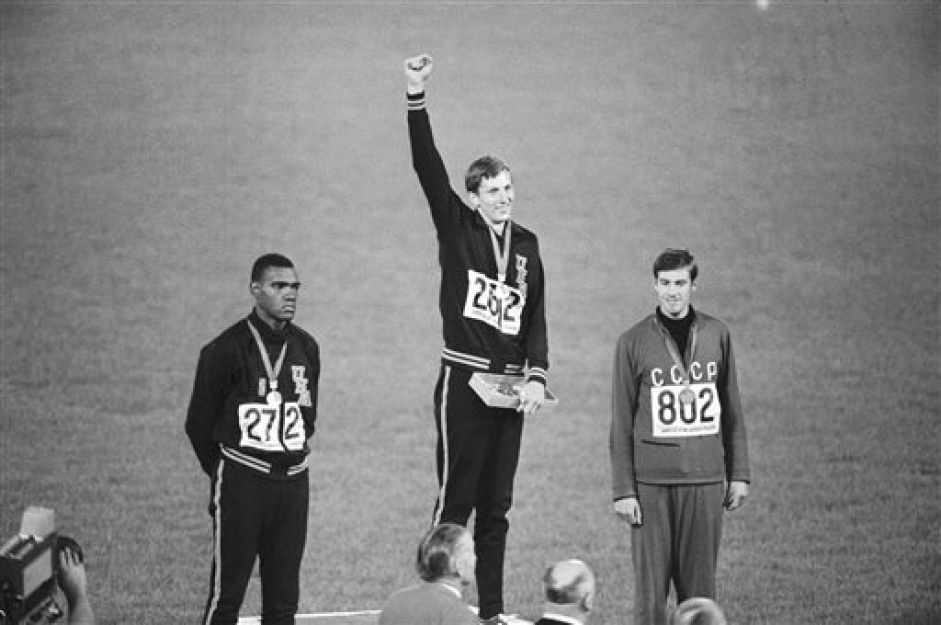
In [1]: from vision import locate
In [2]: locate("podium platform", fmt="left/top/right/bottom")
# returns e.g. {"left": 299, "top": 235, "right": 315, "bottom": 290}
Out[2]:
{"left": 236, "top": 609, "right": 533, "bottom": 624}
{"left": 237, "top": 611, "right": 379, "bottom": 624}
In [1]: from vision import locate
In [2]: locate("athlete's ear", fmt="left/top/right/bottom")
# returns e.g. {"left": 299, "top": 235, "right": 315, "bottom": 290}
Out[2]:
{"left": 250, "top": 281, "right": 261, "bottom": 297}
{"left": 453, "top": 548, "right": 471, "bottom": 582}
{"left": 467, "top": 191, "right": 479, "bottom": 209}
{"left": 582, "top": 591, "right": 595, "bottom": 613}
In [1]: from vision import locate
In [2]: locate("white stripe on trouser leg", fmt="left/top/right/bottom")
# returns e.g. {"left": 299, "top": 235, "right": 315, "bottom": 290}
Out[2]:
{"left": 204, "top": 458, "right": 225, "bottom": 625}
{"left": 432, "top": 366, "right": 451, "bottom": 526}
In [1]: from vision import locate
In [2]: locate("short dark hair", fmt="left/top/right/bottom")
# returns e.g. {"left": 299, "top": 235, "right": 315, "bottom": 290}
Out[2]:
{"left": 415, "top": 523, "right": 466, "bottom": 583}
{"left": 251, "top": 253, "right": 294, "bottom": 283}
{"left": 653, "top": 248, "right": 698, "bottom": 282}
{"left": 465, "top": 155, "right": 511, "bottom": 194}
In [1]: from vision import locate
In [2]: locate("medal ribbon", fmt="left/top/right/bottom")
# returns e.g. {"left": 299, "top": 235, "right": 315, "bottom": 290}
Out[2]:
{"left": 247, "top": 319, "right": 287, "bottom": 393}
{"left": 487, "top": 221, "right": 512, "bottom": 283}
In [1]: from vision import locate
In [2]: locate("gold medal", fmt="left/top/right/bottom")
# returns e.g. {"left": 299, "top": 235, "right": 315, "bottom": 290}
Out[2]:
{"left": 267, "top": 390, "right": 282, "bottom": 406}
{"left": 679, "top": 388, "right": 696, "bottom": 405}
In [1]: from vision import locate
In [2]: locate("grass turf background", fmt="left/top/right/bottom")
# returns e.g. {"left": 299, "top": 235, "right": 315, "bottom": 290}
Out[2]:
{"left": 1, "top": 2, "right": 938, "bottom": 623}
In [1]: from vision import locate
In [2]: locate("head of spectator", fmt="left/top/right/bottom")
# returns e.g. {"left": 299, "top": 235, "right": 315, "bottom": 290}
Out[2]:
{"left": 671, "top": 597, "right": 727, "bottom": 625}
{"left": 416, "top": 523, "right": 476, "bottom": 589}
{"left": 538, "top": 559, "right": 595, "bottom": 624}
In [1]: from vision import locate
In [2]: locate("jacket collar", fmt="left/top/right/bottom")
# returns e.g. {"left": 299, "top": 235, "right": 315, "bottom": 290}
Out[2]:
{"left": 248, "top": 309, "right": 291, "bottom": 340}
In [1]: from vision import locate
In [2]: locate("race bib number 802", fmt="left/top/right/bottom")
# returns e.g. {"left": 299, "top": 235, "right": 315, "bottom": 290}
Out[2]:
{"left": 463, "top": 270, "right": 524, "bottom": 336}
{"left": 650, "top": 383, "right": 722, "bottom": 438}
{"left": 238, "top": 402, "right": 306, "bottom": 452}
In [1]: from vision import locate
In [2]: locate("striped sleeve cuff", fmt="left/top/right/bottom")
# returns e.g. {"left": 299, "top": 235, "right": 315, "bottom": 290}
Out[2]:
{"left": 407, "top": 91, "right": 426, "bottom": 110}
{"left": 526, "top": 367, "right": 547, "bottom": 386}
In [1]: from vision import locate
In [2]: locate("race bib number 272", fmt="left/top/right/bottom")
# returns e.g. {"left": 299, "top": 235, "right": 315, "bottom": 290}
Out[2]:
{"left": 237, "top": 402, "right": 305, "bottom": 452}
{"left": 463, "top": 270, "right": 524, "bottom": 336}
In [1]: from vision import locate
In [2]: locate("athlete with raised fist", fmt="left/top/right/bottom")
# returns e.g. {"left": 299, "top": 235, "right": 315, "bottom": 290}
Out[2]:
{"left": 405, "top": 53, "right": 550, "bottom": 625}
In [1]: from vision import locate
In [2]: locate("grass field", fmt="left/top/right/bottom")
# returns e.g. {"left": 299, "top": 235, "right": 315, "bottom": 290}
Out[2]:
{"left": 1, "top": 2, "right": 938, "bottom": 624}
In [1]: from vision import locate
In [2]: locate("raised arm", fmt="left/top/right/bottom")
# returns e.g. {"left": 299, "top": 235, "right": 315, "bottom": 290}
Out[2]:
{"left": 405, "top": 54, "right": 464, "bottom": 232}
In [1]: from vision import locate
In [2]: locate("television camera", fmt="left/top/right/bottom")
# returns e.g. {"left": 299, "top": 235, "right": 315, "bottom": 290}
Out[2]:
{"left": 0, "top": 507, "right": 80, "bottom": 625}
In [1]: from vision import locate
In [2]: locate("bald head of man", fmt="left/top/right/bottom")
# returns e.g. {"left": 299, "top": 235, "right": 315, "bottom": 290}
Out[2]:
{"left": 537, "top": 559, "right": 596, "bottom": 624}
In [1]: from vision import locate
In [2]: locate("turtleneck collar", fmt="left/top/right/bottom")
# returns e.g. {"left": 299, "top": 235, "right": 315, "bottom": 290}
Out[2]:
{"left": 657, "top": 305, "right": 696, "bottom": 330}
{"left": 248, "top": 309, "right": 291, "bottom": 340}
{"left": 656, "top": 305, "right": 696, "bottom": 358}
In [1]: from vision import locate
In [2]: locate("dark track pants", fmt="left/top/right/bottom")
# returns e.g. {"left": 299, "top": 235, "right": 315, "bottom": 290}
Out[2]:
{"left": 203, "top": 458, "right": 309, "bottom": 625}
{"left": 432, "top": 365, "right": 524, "bottom": 620}
{"left": 631, "top": 482, "right": 725, "bottom": 625}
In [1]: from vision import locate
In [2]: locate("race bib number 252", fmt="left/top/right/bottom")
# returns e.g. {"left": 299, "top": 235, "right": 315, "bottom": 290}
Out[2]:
{"left": 650, "top": 383, "right": 721, "bottom": 438}
{"left": 463, "top": 270, "right": 524, "bottom": 336}
{"left": 238, "top": 402, "right": 305, "bottom": 452}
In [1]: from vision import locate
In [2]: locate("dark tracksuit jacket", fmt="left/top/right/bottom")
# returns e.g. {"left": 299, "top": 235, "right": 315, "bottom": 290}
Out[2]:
{"left": 186, "top": 310, "right": 319, "bottom": 476}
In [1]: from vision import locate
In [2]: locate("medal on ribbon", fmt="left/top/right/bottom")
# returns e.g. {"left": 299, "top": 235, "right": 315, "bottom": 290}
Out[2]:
{"left": 487, "top": 220, "right": 512, "bottom": 298}
{"left": 247, "top": 319, "right": 287, "bottom": 408}
{"left": 662, "top": 321, "right": 699, "bottom": 405}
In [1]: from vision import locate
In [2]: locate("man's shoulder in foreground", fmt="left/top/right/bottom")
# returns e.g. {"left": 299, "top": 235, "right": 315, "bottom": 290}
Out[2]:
{"left": 379, "top": 582, "right": 477, "bottom": 625}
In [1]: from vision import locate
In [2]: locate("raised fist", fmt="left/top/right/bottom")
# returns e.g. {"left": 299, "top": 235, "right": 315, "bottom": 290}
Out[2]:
{"left": 404, "top": 53, "right": 433, "bottom": 92}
